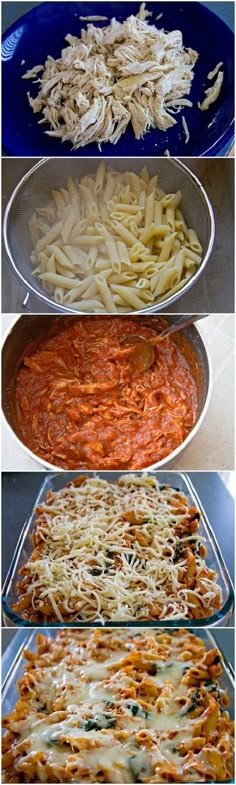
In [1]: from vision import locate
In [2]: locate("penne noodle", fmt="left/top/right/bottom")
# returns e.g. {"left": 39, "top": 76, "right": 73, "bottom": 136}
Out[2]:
{"left": 182, "top": 247, "right": 202, "bottom": 264}
{"left": 94, "top": 222, "right": 112, "bottom": 241}
{"left": 51, "top": 190, "right": 66, "bottom": 211}
{"left": 96, "top": 274, "right": 117, "bottom": 312}
{"left": 139, "top": 166, "right": 150, "bottom": 184}
{"left": 161, "top": 190, "right": 182, "bottom": 209}
{"left": 138, "top": 190, "right": 146, "bottom": 208}
{"left": 47, "top": 244, "right": 74, "bottom": 269}
{"left": 112, "top": 220, "right": 142, "bottom": 248}
{"left": 145, "top": 191, "right": 155, "bottom": 227}
{"left": 140, "top": 223, "right": 170, "bottom": 245}
{"left": 188, "top": 228, "right": 203, "bottom": 254}
{"left": 54, "top": 286, "right": 65, "bottom": 303}
{"left": 117, "top": 241, "right": 131, "bottom": 265}
{"left": 165, "top": 206, "right": 175, "bottom": 232}
{"left": 175, "top": 208, "right": 188, "bottom": 234}
{"left": 110, "top": 284, "right": 148, "bottom": 309}
{"left": 104, "top": 173, "right": 115, "bottom": 201}
{"left": 61, "top": 205, "right": 75, "bottom": 244}
{"left": 154, "top": 200, "right": 163, "bottom": 225}
{"left": 38, "top": 252, "right": 48, "bottom": 273}
{"left": 184, "top": 258, "right": 197, "bottom": 270}
{"left": 63, "top": 277, "right": 95, "bottom": 302}
{"left": 70, "top": 235, "right": 104, "bottom": 246}
{"left": 60, "top": 187, "right": 70, "bottom": 206}
{"left": 106, "top": 240, "right": 121, "bottom": 268}
{"left": 128, "top": 172, "right": 141, "bottom": 197}
{"left": 69, "top": 219, "right": 87, "bottom": 239}
{"left": 70, "top": 298, "right": 105, "bottom": 311}
{"left": 55, "top": 263, "right": 75, "bottom": 279}
{"left": 79, "top": 184, "right": 94, "bottom": 203}
{"left": 36, "top": 221, "right": 62, "bottom": 253}
{"left": 94, "top": 160, "right": 106, "bottom": 193}
{"left": 147, "top": 175, "right": 159, "bottom": 195}
{"left": 158, "top": 233, "right": 176, "bottom": 262}
{"left": 153, "top": 266, "right": 180, "bottom": 296}
{"left": 67, "top": 176, "right": 78, "bottom": 200}
{"left": 109, "top": 272, "right": 136, "bottom": 283}
{"left": 95, "top": 258, "right": 112, "bottom": 273}
{"left": 39, "top": 273, "right": 82, "bottom": 288}
{"left": 111, "top": 202, "right": 141, "bottom": 214}
{"left": 81, "top": 278, "right": 98, "bottom": 299}
{"left": 29, "top": 213, "right": 39, "bottom": 245}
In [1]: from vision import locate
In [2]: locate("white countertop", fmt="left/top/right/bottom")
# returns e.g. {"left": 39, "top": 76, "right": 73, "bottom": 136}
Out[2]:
{"left": 1, "top": 313, "right": 234, "bottom": 470}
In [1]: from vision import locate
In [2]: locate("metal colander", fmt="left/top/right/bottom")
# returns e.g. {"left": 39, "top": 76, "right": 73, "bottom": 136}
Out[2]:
{"left": 3, "top": 157, "right": 215, "bottom": 314}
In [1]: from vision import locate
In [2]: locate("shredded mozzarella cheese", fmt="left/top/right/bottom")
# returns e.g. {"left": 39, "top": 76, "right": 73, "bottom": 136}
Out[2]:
{"left": 14, "top": 475, "right": 222, "bottom": 623}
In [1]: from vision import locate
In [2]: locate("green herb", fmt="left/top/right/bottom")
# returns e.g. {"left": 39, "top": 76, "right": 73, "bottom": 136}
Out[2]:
{"left": 84, "top": 719, "right": 98, "bottom": 731}
{"left": 89, "top": 568, "right": 102, "bottom": 576}
{"left": 205, "top": 682, "right": 222, "bottom": 702}
{"left": 84, "top": 713, "right": 116, "bottom": 731}
{"left": 173, "top": 542, "right": 184, "bottom": 562}
{"left": 126, "top": 553, "right": 135, "bottom": 565}
{"left": 191, "top": 512, "right": 200, "bottom": 521}
{"left": 126, "top": 701, "right": 149, "bottom": 718}
{"left": 148, "top": 663, "right": 157, "bottom": 676}
{"left": 186, "top": 688, "right": 201, "bottom": 713}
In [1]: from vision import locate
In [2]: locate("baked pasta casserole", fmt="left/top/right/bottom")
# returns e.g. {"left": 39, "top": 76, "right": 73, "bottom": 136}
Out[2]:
{"left": 13, "top": 474, "right": 222, "bottom": 623}
{"left": 2, "top": 629, "right": 234, "bottom": 783}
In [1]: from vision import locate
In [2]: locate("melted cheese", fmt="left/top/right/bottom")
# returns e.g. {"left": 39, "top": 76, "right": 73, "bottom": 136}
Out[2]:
{"left": 3, "top": 629, "right": 233, "bottom": 784}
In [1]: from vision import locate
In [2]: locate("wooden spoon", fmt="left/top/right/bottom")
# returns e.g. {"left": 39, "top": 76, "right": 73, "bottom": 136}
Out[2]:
{"left": 122, "top": 314, "right": 208, "bottom": 372}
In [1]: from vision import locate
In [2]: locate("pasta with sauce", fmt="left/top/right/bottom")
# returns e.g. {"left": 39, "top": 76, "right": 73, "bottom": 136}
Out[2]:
{"left": 15, "top": 316, "right": 199, "bottom": 470}
{"left": 13, "top": 474, "right": 222, "bottom": 624}
{"left": 2, "top": 629, "right": 234, "bottom": 783}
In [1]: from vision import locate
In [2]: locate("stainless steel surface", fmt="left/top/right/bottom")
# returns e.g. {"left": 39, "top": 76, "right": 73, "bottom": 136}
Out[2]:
{"left": 157, "top": 313, "right": 208, "bottom": 338}
{"left": 3, "top": 157, "right": 215, "bottom": 314}
{"left": 1, "top": 314, "right": 212, "bottom": 472}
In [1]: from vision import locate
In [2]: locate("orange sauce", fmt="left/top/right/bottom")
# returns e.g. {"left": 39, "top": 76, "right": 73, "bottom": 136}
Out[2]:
{"left": 15, "top": 317, "right": 198, "bottom": 469}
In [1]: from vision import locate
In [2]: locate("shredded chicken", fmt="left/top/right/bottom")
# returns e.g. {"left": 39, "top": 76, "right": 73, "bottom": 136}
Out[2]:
{"left": 23, "top": 7, "right": 199, "bottom": 150}
{"left": 79, "top": 16, "right": 109, "bottom": 22}
{"left": 182, "top": 115, "right": 190, "bottom": 143}
{"left": 207, "top": 61, "right": 223, "bottom": 80}
{"left": 198, "top": 70, "right": 224, "bottom": 111}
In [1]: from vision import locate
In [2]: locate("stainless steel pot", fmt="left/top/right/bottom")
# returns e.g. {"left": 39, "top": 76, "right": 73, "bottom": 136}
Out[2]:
{"left": 2, "top": 315, "right": 212, "bottom": 471}
{"left": 3, "top": 157, "right": 215, "bottom": 314}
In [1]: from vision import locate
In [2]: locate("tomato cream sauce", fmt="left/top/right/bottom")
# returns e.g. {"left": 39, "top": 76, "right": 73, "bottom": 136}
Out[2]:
{"left": 15, "top": 317, "right": 198, "bottom": 469}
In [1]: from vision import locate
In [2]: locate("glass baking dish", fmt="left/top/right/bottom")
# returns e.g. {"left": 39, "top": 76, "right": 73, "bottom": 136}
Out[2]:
{"left": 1, "top": 627, "right": 234, "bottom": 785}
{"left": 2, "top": 471, "right": 234, "bottom": 628}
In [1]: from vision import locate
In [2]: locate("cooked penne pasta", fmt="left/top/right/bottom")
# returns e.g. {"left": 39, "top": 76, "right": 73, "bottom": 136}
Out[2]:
{"left": 96, "top": 274, "right": 117, "bottom": 312}
{"left": 28, "top": 164, "right": 203, "bottom": 311}
{"left": 3, "top": 627, "right": 233, "bottom": 783}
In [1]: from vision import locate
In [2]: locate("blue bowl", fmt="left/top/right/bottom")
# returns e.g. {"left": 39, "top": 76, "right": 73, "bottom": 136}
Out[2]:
{"left": 2, "top": 1, "right": 234, "bottom": 157}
